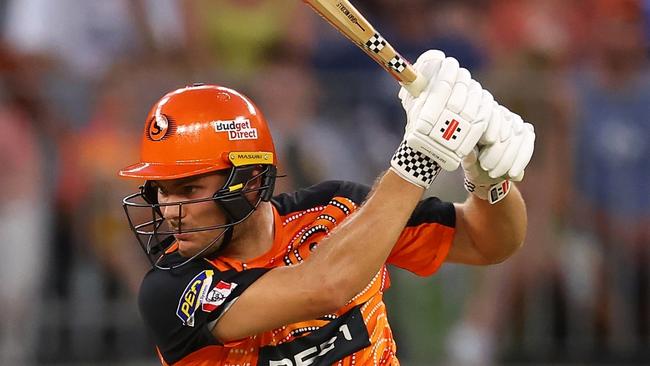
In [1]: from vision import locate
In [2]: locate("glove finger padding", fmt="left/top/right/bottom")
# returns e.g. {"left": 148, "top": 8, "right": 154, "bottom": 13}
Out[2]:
{"left": 456, "top": 81, "right": 486, "bottom": 157}
{"left": 481, "top": 100, "right": 501, "bottom": 144}
{"left": 479, "top": 136, "right": 508, "bottom": 171}
{"left": 401, "top": 50, "right": 448, "bottom": 135}
{"left": 462, "top": 80, "right": 483, "bottom": 122}
{"left": 447, "top": 68, "right": 471, "bottom": 115}
{"left": 478, "top": 115, "right": 535, "bottom": 181}
{"left": 399, "top": 50, "right": 445, "bottom": 105}
{"left": 508, "top": 123, "right": 535, "bottom": 180}
{"left": 489, "top": 133, "right": 524, "bottom": 178}
{"left": 497, "top": 106, "right": 515, "bottom": 141}
{"left": 418, "top": 57, "right": 460, "bottom": 125}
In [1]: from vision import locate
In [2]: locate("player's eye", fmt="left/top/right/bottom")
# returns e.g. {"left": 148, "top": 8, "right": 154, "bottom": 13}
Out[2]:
{"left": 182, "top": 185, "right": 199, "bottom": 196}
{"left": 157, "top": 187, "right": 169, "bottom": 197}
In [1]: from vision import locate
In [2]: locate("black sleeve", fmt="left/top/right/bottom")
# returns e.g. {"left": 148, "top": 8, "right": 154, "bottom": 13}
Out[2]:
{"left": 272, "top": 180, "right": 371, "bottom": 215}
{"left": 138, "top": 259, "right": 269, "bottom": 364}
{"left": 407, "top": 196, "right": 456, "bottom": 228}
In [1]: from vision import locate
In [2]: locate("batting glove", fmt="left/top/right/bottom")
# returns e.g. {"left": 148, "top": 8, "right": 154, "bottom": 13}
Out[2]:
{"left": 477, "top": 106, "right": 535, "bottom": 181}
{"left": 463, "top": 106, "right": 535, "bottom": 203}
{"left": 391, "top": 50, "right": 493, "bottom": 188}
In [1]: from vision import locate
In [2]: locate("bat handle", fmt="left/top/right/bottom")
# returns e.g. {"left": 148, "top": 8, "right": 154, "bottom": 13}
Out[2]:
{"left": 399, "top": 70, "right": 427, "bottom": 97}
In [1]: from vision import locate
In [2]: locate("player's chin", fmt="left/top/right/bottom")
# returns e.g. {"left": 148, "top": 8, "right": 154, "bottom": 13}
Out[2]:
{"left": 175, "top": 234, "right": 199, "bottom": 256}
{"left": 176, "top": 235, "right": 221, "bottom": 258}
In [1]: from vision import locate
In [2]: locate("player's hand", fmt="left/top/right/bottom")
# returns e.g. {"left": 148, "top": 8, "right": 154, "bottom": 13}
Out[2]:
{"left": 396, "top": 50, "right": 493, "bottom": 172}
{"left": 462, "top": 147, "right": 512, "bottom": 204}
{"left": 477, "top": 106, "right": 535, "bottom": 181}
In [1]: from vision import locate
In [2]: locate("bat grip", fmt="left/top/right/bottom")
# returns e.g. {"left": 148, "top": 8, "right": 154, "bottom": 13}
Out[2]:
{"left": 399, "top": 71, "right": 427, "bottom": 97}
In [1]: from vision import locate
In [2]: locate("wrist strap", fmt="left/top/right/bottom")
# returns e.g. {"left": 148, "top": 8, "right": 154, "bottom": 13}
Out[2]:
{"left": 464, "top": 178, "right": 510, "bottom": 204}
{"left": 391, "top": 141, "right": 441, "bottom": 188}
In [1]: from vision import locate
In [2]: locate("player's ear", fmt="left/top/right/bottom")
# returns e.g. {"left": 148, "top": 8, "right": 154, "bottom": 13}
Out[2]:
{"left": 248, "top": 166, "right": 265, "bottom": 189}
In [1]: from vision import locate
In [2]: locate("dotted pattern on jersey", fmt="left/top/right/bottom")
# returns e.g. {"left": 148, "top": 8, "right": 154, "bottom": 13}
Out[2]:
{"left": 299, "top": 224, "right": 329, "bottom": 244}
{"left": 329, "top": 199, "right": 350, "bottom": 215}
{"left": 283, "top": 197, "right": 356, "bottom": 266}
{"left": 282, "top": 206, "right": 325, "bottom": 226}
{"left": 287, "top": 325, "right": 322, "bottom": 340}
{"left": 316, "top": 214, "right": 337, "bottom": 225}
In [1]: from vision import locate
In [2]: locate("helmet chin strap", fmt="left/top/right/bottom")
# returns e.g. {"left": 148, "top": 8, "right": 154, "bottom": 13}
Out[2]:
{"left": 207, "top": 219, "right": 235, "bottom": 259}
{"left": 154, "top": 225, "right": 233, "bottom": 271}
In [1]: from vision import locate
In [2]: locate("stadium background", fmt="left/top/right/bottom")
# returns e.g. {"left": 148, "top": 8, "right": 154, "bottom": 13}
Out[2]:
{"left": 1, "top": 0, "right": 648, "bottom": 365}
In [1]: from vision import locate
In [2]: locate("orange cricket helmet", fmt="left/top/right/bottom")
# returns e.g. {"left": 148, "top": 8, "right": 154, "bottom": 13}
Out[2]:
{"left": 119, "top": 84, "right": 276, "bottom": 179}
{"left": 120, "top": 84, "right": 278, "bottom": 270}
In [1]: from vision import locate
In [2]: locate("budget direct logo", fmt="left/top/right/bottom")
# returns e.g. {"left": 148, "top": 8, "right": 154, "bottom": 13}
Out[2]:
{"left": 210, "top": 118, "right": 258, "bottom": 140}
{"left": 176, "top": 270, "right": 214, "bottom": 327}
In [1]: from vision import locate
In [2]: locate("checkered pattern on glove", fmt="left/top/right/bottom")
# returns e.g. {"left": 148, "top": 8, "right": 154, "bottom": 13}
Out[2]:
{"left": 390, "top": 141, "right": 441, "bottom": 188}
{"left": 398, "top": 50, "right": 492, "bottom": 172}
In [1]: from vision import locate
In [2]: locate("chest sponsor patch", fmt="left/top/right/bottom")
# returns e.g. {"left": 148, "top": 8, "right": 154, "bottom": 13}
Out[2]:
{"left": 258, "top": 305, "right": 370, "bottom": 366}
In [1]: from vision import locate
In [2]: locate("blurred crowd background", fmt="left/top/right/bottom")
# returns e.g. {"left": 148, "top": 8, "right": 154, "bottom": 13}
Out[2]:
{"left": 0, "top": 0, "right": 648, "bottom": 365}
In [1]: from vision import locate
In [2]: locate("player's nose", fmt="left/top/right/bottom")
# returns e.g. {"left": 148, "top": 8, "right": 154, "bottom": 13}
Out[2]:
{"left": 161, "top": 201, "right": 184, "bottom": 223}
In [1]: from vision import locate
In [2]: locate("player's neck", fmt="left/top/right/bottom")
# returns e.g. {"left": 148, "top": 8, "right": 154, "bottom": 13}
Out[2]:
{"left": 219, "top": 201, "right": 275, "bottom": 262}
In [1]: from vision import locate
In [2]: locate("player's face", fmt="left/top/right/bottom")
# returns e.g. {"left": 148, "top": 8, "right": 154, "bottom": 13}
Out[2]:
{"left": 153, "top": 173, "right": 228, "bottom": 258}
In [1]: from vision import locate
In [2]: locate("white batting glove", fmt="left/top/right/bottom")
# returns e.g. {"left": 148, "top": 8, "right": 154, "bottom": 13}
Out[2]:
{"left": 391, "top": 50, "right": 493, "bottom": 188}
{"left": 463, "top": 106, "right": 535, "bottom": 204}
{"left": 478, "top": 106, "right": 535, "bottom": 181}
{"left": 462, "top": 148, "right": 512, "bottom": 204}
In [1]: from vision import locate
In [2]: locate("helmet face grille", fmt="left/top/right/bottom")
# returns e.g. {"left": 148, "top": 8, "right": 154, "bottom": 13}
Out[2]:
{"left": 122, "top": 165, "right": 277, "bottom": 270}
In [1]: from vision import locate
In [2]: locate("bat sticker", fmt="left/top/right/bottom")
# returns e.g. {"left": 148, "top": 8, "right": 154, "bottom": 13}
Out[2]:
{"left": 387, "top": 55, "right": 407, "bottom": 73}
{"left": 336, "top": 2, "right": 365, "bottom": 31}
{"left": 365, "top": 33, "right": 386, "bottom": 53}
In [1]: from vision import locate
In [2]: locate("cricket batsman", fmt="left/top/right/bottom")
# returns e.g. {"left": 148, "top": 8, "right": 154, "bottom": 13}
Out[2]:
{"left": 119, "top": 50, "right": 535, "bottom": 365}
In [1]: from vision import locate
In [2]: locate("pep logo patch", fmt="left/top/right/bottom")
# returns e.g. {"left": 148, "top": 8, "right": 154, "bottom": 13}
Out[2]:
{"left": 176, "top": 270, "right": 214, "bottom": 327}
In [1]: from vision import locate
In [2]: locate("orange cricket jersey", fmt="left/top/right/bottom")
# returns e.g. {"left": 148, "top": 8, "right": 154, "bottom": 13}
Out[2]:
{"left": 138, "top": 181, "right": 455, "bottom": 365}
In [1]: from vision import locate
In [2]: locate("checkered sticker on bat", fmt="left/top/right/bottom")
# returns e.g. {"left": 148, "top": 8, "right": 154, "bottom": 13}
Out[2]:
{"left": 365, "top": 33, "right": 386, "bottom": 53}
{"left": 387, "top": 55, "right": 407, "bottom": 73}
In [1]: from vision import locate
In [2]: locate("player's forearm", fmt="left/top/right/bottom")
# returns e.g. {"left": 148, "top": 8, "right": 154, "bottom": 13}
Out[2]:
{"left": 213, "top": 172, "right": 424, "bottom": 342}
{"left": 460, "top": 184, "right": 527, "bottom": 264}
{"left": 307, "top": 169, "right": 424, "bottom": 307}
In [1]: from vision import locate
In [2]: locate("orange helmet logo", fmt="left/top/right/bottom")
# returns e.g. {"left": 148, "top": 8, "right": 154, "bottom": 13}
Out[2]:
{"left": 147, "top": 114, "right": 175, "bottom": 141}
